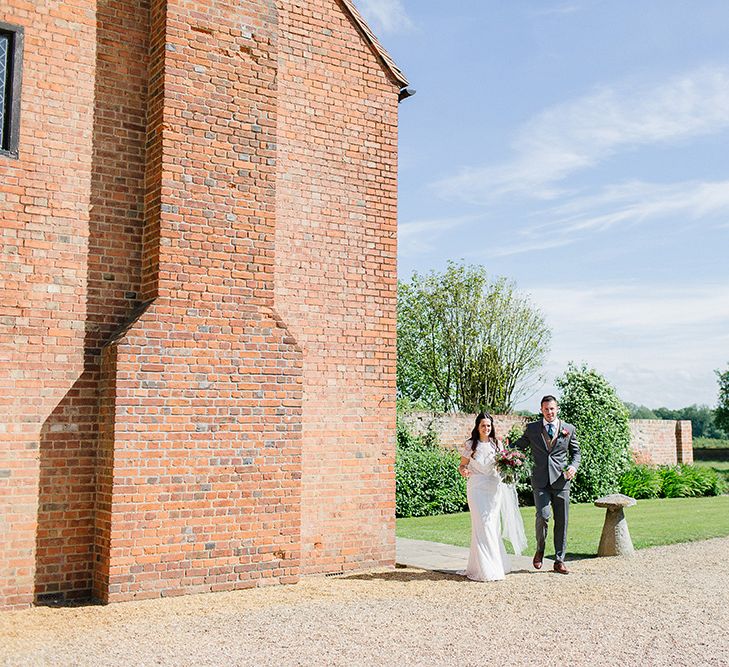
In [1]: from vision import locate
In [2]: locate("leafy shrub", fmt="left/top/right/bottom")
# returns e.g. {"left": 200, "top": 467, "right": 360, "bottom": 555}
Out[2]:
{"left": 505, "top": 421, "right": 534, "bottom": 506}
{"left": 688, "top": 465, "right": 727, "bottom": 496}
{"left": 659, "top": 464, "right": 726, "bottom": 497}
{"left": 396, "top": 445, "right": 468, "bottom": 517}
{"left": 397, "top": 416, "right": 417, "bottom": 450}
{"left": 396, "top": 415, "right": 438, "bottom": 450}
{"left": 505, "top": 421, "right": 526, "bottom": 444}
{"left": 659, "top": 465, "right": 701, "bottom": 498}
{"left": 619, "top": 465, "right": 662, "bottom": 499}
{"left": 620, "top": 463, "right": 726, "bottom": 498}
{"left": 556, "top": 364, "right": 632, "bottom": 502}
{"left": 395, "top": 420, "right": 467, "bottom": 517}
{"left": 701, "top": 466, "right": 729, "bottom": 495}
{"left": 715, "top": 365, "right": 729, "bottom": 434}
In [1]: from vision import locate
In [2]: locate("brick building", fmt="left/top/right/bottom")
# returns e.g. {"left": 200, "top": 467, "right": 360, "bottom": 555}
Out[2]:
{"left": 0, "top": 0, "right": 409, "bottom": 610}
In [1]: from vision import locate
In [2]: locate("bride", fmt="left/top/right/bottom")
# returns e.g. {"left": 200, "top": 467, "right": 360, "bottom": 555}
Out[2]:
{"left": 458, "top": 412, "right": 527, "bottom": 581}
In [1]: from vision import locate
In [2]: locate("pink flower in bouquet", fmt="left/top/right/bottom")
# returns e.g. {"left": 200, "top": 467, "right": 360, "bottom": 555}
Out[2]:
{"left": 494, "top": 448, "right": 527, "bottom": 484}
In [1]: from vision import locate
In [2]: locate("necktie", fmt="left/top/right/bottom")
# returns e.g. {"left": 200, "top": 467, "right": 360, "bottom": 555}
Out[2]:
{"left": 547, "top": 423, "right": 554, "bottom": 439}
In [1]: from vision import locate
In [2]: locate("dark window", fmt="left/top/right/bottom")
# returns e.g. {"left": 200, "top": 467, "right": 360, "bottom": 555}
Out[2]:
{"left": 0, "top": 22, "right": 23, "bottom": 158}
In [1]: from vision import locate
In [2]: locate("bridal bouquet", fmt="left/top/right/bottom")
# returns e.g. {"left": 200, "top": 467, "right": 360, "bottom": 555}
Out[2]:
{"left": 494, "top": 448, "right": 526, "bottom": 485}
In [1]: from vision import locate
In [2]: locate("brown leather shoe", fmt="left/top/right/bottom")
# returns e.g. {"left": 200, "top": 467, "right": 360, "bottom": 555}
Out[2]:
{"left": 553, "top": 561, "right": 569, "bottom": 575}
{"left": 532, "top": 551, "right": 544, "bottom": 570}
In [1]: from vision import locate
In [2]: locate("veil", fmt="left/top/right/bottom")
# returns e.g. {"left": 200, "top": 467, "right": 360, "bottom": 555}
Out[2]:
{"left": 500, "top": 482, "right": 528, "bottom": 555}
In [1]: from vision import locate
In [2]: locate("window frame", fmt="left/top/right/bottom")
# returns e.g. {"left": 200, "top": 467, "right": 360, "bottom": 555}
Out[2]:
{"left": 0, "top": 21, "right": 24, "bottom": 159}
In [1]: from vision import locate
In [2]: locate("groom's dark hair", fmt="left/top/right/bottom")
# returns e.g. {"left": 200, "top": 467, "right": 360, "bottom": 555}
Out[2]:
{"left": 540, "top": 395, "right": 558, "bottom": 405}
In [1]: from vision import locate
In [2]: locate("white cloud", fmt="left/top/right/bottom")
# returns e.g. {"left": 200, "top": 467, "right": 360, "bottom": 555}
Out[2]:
{"left": 526, "top": 284, "right": 729, "bottom": 331}
{"left": 530, "top": 178, "right": 729, "bottom": 236}
{"left": 449, "top": 179, "right": 729, "bottom": 262}
{"left": 514, "top": 283, "right": 729, "bottom": 409}
{"left": 434, "top": 66, "right": 729, "bottom": 204}
{"left": 486, "top": 236, "right": 575, "bottom": 258}
{"left": 399, "top": 214, "right": 480, "bottom": 255}
{"left": 356, "top": 0, "right": 414, "bottom": 34}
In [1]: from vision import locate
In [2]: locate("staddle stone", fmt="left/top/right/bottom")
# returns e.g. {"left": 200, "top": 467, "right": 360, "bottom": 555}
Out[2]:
{"left": 594, "top": 493, "right": 637, "bottom": 509}
{"left": 594, "top": 494, "right": 637, "bottom": 557}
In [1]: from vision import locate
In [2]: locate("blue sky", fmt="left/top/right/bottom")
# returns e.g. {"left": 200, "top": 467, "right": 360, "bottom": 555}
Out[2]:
{"left": 357, "top": 0, "right": 729, "bottom": 410}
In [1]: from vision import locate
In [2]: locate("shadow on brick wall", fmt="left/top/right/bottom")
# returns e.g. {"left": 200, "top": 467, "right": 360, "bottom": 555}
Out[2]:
{"left": 35, "top": 0, "right": 149, "bottom": 604}
{"left": 36, "top": 370, "right": 100, "bottom": 603}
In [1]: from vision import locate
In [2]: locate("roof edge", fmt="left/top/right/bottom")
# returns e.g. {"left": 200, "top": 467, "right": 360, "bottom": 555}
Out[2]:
{"left": 338, "top": 0, "right": 410, "bottom": 88}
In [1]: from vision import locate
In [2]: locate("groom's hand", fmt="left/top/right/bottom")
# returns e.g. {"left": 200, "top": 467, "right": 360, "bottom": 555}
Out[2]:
{"left": 564, "top": 466, "right": 576, "bottom": 480}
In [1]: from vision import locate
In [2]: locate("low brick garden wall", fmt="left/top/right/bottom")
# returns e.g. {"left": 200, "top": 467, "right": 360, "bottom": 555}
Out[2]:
{"left": 401, "top": 412, "right": 693, "bottom": 465}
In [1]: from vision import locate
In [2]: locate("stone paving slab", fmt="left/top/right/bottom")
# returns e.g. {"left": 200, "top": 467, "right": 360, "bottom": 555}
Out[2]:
{"left": 395, "top": 537, "right": 554, "bottom": 574}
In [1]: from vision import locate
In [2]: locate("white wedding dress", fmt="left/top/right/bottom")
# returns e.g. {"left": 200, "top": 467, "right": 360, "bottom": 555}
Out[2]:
{"left": 461, "top": 439, "right": 527, "bottom": 582}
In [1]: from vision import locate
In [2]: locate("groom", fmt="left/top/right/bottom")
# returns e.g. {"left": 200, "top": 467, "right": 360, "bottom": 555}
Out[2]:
{"left": 513, "top": 395, "right": 581, "bottom": 574}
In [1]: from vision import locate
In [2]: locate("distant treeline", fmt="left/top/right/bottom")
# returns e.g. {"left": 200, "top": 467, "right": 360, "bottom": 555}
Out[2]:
{"left": 623, "top": 402, "right": 727, "bottom": 439}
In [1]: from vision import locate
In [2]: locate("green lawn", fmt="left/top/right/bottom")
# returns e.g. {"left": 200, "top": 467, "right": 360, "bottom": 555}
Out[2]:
{"left": 396, "top": 495, "right": 729, "bottom": 559}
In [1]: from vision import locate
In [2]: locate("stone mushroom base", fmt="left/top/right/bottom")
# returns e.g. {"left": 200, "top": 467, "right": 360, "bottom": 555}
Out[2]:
{"left": 594, "top": 493, "right": 637, "bottom": 557}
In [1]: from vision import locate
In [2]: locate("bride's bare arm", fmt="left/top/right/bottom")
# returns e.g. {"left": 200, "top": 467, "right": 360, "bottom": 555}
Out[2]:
{"left": 458, "top": 455, "right": 471, "bottom": 477}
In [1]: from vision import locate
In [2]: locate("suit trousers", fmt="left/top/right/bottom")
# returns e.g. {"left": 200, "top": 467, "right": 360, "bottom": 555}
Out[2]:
{"left": 533, "top": 485, "right": 569, "bottom": 563}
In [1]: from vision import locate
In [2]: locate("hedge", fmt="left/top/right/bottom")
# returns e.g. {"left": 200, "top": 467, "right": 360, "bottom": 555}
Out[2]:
{"left": 395, "top": 419, "right": 467, "bottom": 517}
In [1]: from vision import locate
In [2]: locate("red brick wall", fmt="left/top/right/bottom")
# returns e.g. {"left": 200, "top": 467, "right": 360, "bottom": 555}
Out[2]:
{"left": 401, "top": 413, "right": 529, "bottom": 450}
{"left": 276, "top": 0, "right": 400, "bottom": 574}
{"left": 34, "top": 0, "right": 150, "bottom": 604}
{"left": 675, "top": 420, "right": 693, "bottom": 465}
{"left": 404, "top": 413, "right": 694, "bottom": 466}
{"left": 631, "top": 419, "right": 693, "bottom": 465}
{"left": 1, "top": 0, "right": 402, "bottom": 609}
{"left": 0, "top": 2, "right": 96, "bottom": 610}
{"left": 94, "top": 0, "right": 304, "bottom": 603}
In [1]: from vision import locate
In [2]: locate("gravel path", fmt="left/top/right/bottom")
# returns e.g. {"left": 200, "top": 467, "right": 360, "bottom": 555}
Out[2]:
{"left": 2, "top": 537, "right": 728, "bottom": 666}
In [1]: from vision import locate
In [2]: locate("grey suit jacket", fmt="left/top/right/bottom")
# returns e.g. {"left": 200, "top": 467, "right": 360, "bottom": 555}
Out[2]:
{"left": 514, "top": 420, "right": 581, "bottom": 490}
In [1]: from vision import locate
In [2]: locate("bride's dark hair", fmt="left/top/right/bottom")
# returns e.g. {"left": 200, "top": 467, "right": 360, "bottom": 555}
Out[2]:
{"left": 469, "top": 412, "right": 496, "bottom": 457}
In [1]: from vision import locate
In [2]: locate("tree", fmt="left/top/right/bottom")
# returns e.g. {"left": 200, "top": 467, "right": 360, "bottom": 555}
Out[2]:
{"left": 556, "top": 363, "right": 632, "bottom": 503}
{"left": 623, "top": 402, "right": 657, "bottom": 420}
{"left": 397, "top": 261, "right": 550, "bottom": 413}
{"left": 715, "top": 365, "right": 729, "bottom": 434}
{"left": 678, "top": 405, "right": 724, "bottom": 438}
{"left": 650, "top": 404, "right": 724, "bottom": 438}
